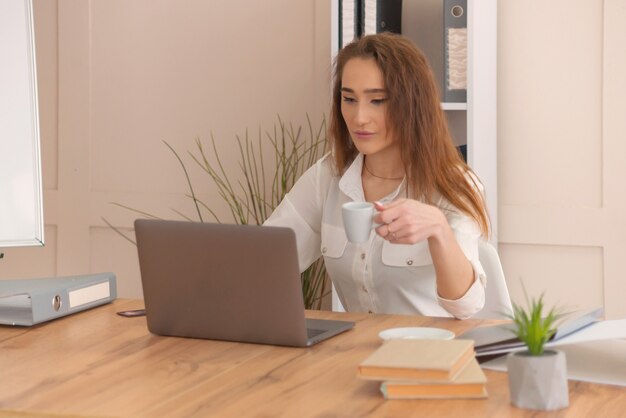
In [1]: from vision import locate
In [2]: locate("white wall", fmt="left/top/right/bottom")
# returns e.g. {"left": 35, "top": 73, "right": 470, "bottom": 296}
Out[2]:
{"left": 498, "top": 0, "right": 626, "bottom": 319}
{"left": 2, "top": 0, "right": 625, "bottom": 319}
{"left": 0, "top": 0, "right": 331, "bottom": 298}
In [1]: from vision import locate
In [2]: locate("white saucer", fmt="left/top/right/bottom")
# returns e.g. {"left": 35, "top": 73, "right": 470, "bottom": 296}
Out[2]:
{"left": 378, "top": 327, "right": 455, "bottom": 341}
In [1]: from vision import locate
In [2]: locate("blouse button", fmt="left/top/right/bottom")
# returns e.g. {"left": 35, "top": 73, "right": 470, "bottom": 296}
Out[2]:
{"left": 406, "top": 258, "right": 414, "bottom": 266}
{"left": 322, "top": 247, "right": 327, "bottom": 254}
{"left": 360, "top": 253, "right": 366, "bottom": 260}
{"left": 362, "top": 285, "right": 368, "bottom": 293}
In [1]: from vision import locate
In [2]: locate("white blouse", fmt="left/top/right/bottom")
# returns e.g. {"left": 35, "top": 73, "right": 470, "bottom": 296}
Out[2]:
{"left": 264, "top": 153, "right": 486, "bottom": 319}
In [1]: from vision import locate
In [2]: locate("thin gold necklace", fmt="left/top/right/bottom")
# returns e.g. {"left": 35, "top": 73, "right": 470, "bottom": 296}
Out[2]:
{"left": 363, "top": 161, "right": 404, "bottom": 181}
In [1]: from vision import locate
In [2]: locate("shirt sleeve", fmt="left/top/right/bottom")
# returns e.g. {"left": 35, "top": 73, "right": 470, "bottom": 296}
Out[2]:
{"left": 263, "top": 155, "right": 331, "bottom": 272}
{"left": 437, "top": 257, "right": 486, "bottom": 319}
{"left": 435, "top": 173, "right": 487, "bottom": 319}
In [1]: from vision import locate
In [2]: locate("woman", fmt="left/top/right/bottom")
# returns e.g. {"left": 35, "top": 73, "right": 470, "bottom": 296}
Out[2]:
{"left": 265, "top": 32, "right": 489, "bottom": 319}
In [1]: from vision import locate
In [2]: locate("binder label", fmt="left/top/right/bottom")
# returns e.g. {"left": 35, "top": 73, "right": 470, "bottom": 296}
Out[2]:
{"left": 69, "top": 281, "right": 110, "bottom": 308}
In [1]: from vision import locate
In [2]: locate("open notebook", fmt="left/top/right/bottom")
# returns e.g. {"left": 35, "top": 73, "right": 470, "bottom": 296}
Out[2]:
{"left": 459, "top": 307, "right": 604, "bottom": 357}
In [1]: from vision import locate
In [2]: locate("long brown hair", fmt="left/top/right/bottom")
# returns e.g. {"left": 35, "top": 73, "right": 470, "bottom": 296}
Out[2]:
{"left": 329, "top": 32, "right": 489, "bottom": 237}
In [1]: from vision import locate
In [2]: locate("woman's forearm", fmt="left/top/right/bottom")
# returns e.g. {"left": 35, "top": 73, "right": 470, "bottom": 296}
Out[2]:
{"left": 428, "top": 220, "right": 475, "bottom": 300}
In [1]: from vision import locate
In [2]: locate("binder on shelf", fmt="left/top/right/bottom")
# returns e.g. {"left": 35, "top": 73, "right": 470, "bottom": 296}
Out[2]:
{"left": 340, "top": 0, "right": 403, "bottom": 49}
{"left": 363, "top": 0, "right": 402, "bottom": 36}
{"left": 0, "top": 272, "right": 117, "bottom": 326}
{"left": 443, "top": 0, "right": 467, "bottom": 103}
{"left": 339, "top": 0, "right": 357, "bottom": 49}
{"left": 456, "top": 144, "right": 467, "bottom": 162}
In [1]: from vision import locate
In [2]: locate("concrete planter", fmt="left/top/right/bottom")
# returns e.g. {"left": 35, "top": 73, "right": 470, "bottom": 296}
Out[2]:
{"left": 507, "top": 349, "right": 569, "bottom": 411}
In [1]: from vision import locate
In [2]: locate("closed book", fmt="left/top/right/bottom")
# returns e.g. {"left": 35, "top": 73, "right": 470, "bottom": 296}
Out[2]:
{"left": 380, "top": 358, "right": 487, "bottom": 399}
{"left": 358, "top": 339, "right": 475, "bottom": 382}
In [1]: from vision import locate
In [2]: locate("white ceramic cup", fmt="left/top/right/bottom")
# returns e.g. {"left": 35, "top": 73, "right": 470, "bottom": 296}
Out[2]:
{"left": 341, "top": 201, "right": 377, "bottom": 243}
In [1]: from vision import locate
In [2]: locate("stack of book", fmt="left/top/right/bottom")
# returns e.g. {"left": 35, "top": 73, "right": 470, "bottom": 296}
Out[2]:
{"left": 357, "top": 339, "right": 487, "bottom": 400}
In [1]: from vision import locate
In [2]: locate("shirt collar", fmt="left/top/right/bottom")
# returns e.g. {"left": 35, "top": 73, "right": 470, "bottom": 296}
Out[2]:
{"left": 338, "top": 153, "right": 406, "bottom": 202}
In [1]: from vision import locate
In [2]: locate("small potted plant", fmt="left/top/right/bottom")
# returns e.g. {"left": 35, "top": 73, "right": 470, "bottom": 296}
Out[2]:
{"left": 506, "top": 292, "right": 569, "bottom": 411}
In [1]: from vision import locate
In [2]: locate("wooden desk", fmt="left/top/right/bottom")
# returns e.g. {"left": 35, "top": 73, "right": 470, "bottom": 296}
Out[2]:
{"left": 0, "top": 300, "right": 623, "bottom": 417}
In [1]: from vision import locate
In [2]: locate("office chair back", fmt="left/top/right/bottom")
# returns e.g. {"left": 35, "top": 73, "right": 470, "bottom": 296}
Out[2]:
{"left": 474, "top": 240, "right": 513, "bottom": 319}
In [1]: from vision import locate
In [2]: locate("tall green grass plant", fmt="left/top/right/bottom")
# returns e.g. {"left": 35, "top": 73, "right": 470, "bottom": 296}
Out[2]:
{"left": 106, "top": 115, "right": 329, "bottom": 309}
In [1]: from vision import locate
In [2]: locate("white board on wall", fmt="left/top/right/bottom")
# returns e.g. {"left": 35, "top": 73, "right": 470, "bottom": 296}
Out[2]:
{"left": 0, "top": 0, "right": 44, "bottom": 247}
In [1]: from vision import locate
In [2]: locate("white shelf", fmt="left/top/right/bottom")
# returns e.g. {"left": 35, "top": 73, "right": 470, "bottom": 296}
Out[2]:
{"left": 441, "top": 102, "right": 467, "bottom": 111}
{"left": 467, "top": 0, "right": 498, "bottom": 244}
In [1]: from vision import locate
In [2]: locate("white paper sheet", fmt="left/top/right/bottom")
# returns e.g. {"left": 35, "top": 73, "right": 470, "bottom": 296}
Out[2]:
{"left": 549, "top": 319, "right": 626, "bottom": 346}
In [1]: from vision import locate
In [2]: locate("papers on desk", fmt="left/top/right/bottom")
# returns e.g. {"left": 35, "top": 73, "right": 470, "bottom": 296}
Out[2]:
{"left": 462, "top": 306, "right": 626, "bottom": 387}
{"left": 0, "top": 272, "right": 117, "bottom": 326}
{"left": 547, "top": 318, "right": 626, "bottom": 346}
{"left": 459, "top": 307, "right": 606, "bottom": 357}
{"left": 482, "top": 338, "right": 626, "bottom": 387}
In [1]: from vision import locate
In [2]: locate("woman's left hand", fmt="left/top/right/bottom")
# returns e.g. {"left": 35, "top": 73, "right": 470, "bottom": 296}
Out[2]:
{"left": 373, "top": 198, "right": 447, "bottom": 245}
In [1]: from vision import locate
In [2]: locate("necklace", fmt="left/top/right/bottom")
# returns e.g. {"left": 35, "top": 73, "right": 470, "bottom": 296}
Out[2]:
{"left": 363, "top": 162, "right": 404, "bottom": 181}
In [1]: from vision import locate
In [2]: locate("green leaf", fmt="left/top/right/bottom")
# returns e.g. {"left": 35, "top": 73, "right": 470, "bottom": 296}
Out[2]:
{"left": 507, "top": 281, "right": 567, "bottom": 356}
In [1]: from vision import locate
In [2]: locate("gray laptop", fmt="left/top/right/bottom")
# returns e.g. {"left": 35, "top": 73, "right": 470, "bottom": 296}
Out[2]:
{"left": 134, "top": 219, "right": 354, "bottom": 347}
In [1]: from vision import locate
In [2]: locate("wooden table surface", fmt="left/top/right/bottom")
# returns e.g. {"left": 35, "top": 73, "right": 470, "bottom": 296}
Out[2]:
{"left": 0, "top": 299, "right": 624, "bottom": 418}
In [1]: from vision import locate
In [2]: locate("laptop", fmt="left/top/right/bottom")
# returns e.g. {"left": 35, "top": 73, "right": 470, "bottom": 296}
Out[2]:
{"left": 134, "top": 219, "right": 354, "bottom": 347}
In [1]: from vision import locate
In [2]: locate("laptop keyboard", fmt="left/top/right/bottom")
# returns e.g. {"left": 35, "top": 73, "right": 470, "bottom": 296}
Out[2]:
{"left": 307, "top": 328, "right": 326, "bottom": 339}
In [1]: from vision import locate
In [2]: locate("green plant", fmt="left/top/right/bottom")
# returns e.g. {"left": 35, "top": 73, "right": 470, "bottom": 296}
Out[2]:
{"left": 188, "top": 115, "right": 327, "bottom": 226}
{"left": 106, "top": 115, "right": 330, "bottom": 310}
{"left": 508, "top": 287, "right": 563, "bottom": 356}
{"left": 186, "top": 115, "right": 329, "bottom": 309}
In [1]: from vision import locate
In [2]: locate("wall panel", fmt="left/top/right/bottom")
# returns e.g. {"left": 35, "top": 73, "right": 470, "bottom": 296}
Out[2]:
{"left": 499, "top": 0, "right": 626, "bottom": 319}
{"left": 499, "top": 243, "right": 603, "bottom": 312}
{"left": 0, "top": 226, "right": 57, "bottom": 278}
{"left": 499, "top": 1, "right": 602, "bottom": 208}
{"left": 90, "top": 226, "right": 142, "bottom": 298}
